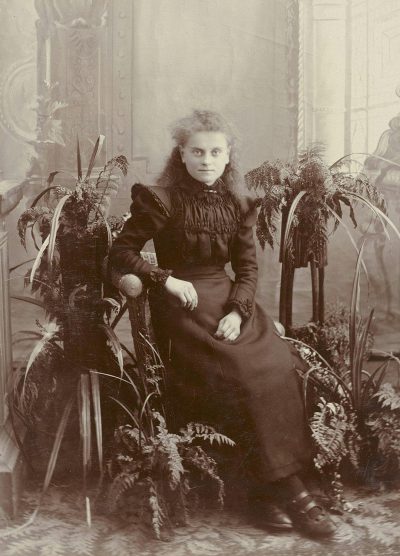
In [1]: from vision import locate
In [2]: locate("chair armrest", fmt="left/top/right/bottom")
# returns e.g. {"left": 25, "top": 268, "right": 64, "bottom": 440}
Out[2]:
{"left": 109, "top": 267, "right": 144, "bottom": 299}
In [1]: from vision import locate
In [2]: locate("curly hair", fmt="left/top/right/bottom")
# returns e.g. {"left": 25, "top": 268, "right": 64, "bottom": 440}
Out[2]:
{"left": 156, "top": 110, "right": 244, "bottom": 197}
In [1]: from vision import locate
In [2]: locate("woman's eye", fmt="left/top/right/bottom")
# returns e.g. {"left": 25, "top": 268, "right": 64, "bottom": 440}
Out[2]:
{"left": 212, "top": 150, "right": 221, "bottom": 156}
{"left": 193, "top": 149, "right": 202, "bottom": 156}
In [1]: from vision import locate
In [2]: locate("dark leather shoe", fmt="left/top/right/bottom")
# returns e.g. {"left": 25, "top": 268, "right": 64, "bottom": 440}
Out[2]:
{"left": 287, "top": 491, "right": 336, "bottom": 538}
{"left": 255, "top": 502, "right": 294, "bottom": 531}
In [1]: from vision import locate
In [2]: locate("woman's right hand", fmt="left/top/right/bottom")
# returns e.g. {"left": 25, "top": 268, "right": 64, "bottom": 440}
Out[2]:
{"left": 164, "top": 276, "right": 198, "bottom": 310}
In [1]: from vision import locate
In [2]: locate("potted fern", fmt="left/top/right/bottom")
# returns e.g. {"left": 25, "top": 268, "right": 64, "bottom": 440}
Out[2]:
{"left": 287, "top": 243, "right": 400, "bottom": 506}
{"left": 104, "top": 333, "right": 235, "bottom": 540}
{"left": 14, "top": 137, "right": 128, "bottom": 517}
{"left": 245, "top": 145, "right": 391, "bottom": 329}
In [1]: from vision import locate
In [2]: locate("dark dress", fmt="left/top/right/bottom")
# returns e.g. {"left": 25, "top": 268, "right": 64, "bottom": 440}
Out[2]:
{"left": 109, "top": 175, "right": 313, "bottom": 483}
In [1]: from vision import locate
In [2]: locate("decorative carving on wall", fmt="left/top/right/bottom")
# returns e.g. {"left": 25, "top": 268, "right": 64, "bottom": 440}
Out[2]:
{"left": 34, "top": 0, "right": 109, "bottom": 170}
{"left": 34, "top": 0, "right": 108, "bottom": 29}
{"left": 108, "top": 1, "right": 133, "bottom": 158}
{"left": 287, "top": 0, "right": 299, "bottom": 159}
{"left": 61, "top": 28, "right": 103, "bottom": 168}
{"left": 0, "top": 58, "right": 36, "bottom": 142}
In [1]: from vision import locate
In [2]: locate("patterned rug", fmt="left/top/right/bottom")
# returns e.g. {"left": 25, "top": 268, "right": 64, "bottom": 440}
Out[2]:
{"left": 0, "top": 483, "right": 399, "bottom": 556}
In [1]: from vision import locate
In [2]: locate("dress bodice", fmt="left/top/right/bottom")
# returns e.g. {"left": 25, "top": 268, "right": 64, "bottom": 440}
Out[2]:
{"left": 149, "top": 177, "right": 242, "bottom": 269}
{"left": 109, "top": 175, "right": 258, "bottom": 319}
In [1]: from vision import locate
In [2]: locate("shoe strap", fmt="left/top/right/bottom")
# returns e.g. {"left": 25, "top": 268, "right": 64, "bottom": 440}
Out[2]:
{"left": 290, "top": 491, "right": 323, "bottom": 514}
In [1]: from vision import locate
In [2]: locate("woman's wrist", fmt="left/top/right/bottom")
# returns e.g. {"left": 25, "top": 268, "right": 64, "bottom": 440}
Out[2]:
{"left": 228, "top": 308, "right": 242, "bottom": 322}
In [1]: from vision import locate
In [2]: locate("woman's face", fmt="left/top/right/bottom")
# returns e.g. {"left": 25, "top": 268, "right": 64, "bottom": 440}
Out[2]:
{"left": 179, "top": 131, "right": 230, "bottom": 186}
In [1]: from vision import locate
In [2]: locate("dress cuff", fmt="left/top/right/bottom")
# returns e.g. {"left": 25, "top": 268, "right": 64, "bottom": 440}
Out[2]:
{"left": 226, "top": 298, "right": 253, "bottom": 320}
{"left": 148, "top": 268, "right": 173, "bottom": 287}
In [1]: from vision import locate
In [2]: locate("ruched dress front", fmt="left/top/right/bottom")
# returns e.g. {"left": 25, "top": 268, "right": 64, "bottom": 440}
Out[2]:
{"left": 109, "top": 176, "right": 313, "bottom": 483}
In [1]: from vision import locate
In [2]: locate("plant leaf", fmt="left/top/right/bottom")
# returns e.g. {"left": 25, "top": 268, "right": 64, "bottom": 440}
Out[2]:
{"left": 98, "top": 324, "right": 124, "bottom": 376}
{"left": 41, "top": 396, "right": 74, "bottom": 495}
{"left": 78, "top": 374, "right": 92, "bottom": 489}
{"left": 85, "top": 135, "right": 105, "bottom": 180}
{"left": 22, "top": 322, "right": 59, "bottom": 397}
{"left": 109, "top": 396, "right": 141, "bottom": 431}
{"left": 353, "top": 309, "right": 374, "bottom": 411}
{"left": 282, "top": 190, "right": 308, "bottom": 257}
{"left": 9, "top": 258, "right": 36, "bottom": 273}
{"left": 330, "top": 152, "right": 400, "bottom": 171}
{"left": 31, "top": 185, "right": 62, "bottom": 208}
{"left": 89, "top": 371, "right": 103, "bottom": 475}
{"left": 349, "top": 239, "right": 367, "bottom": 376}
{"left": 345, "top": 191, "right": 400, "bottom": 241}
{"left": 11, "top": 295, "right": 45, "bottom": 309}
{"left": 77, "top": 136, "right": 82, "bottom": 180}
{"left": 326, "top": 205, "right": 369, "bottom": 281}
{"left": 30, "top": 235, "right": 50, "bottom": 283}
{"left": 48, "top": 194, "right": 71, "bottom": 270}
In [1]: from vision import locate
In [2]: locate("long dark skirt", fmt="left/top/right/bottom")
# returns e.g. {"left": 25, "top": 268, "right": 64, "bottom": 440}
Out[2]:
{"left": 149, "top": 265, "right": 313, "bottom": 483}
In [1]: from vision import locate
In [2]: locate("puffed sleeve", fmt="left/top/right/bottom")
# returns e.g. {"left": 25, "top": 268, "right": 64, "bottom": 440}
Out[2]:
{"left": 225, "top": 197, "right": 258, "bottom": 320}
{"left": 108, "top": 184, "right": 172, "bottom": 287}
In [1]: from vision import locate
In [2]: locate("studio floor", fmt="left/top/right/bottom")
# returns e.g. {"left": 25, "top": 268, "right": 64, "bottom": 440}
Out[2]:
{"left": 0, "top": 481, "right": 400, "bottom": 556}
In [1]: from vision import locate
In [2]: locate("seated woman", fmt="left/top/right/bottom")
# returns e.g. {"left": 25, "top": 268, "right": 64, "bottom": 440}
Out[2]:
{"left": 108, "top": 110, "right": 336, "bottom": 538}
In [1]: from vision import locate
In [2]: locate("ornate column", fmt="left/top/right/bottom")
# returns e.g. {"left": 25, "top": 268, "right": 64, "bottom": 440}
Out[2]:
{"left": 311, "top": 0, "right": 347, "bottom": 164}
{"left": 0, "top": 179, "right": 25, "bottom": 516}
{"left": 34, "top": 0, "right": 109, "bottom": 170}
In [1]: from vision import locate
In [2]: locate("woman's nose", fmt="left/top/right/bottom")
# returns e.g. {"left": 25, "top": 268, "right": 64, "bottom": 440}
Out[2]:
{"left": 202, "top": 152, "right": 212, "bottom": 165}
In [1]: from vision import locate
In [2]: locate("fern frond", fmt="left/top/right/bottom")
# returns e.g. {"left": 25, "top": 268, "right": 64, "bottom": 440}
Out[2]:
{"left": 108, "top": 471, "right": 138, "bottom": 512}
{"left": 182, "top": 422, "right": 235, "bottom": 447}
{"left": 147, "top": 478, "right": 165, "bottom": 540}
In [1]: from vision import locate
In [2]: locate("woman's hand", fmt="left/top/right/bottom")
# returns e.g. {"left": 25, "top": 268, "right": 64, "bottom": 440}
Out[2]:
{"left": 164, "top": 276, "right": 198, "bottom": 310}
{"left": 214, "top": 310, "right": 242, "bottom": 342}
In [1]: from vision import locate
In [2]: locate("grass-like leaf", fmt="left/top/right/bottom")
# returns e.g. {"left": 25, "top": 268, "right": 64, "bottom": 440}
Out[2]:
{"left": 352, "top": 310, "right": 374, "bottom": 410}
{"left": 349, "top": 240, "right": 366, "bottom": 374}
{"left": 331, "top": 152, "right": 400, "bottom": 171}
{"left": 98, "top": 324, "right": 124, "bottom": 376}
{"left": 11, "top": 295, "right": 45, "bottom": 309}
{"left": 9, "top": 258, "right": 36, "bottom": 273}
{"left": 31, "top": 185, "right": 62, "bottom": 208}
{"left": 42, "top": 396, "right": 74, "bottom": 495}
{"left": 30, "top": 235, "right": 50, "bottom": 283}
{"left": 344, "top": 191, "right": 400, "bottom": 241}
{"left": 79, "top": 374, "right": 92, "bottom": 488}
{"left": 326, "top": 205, "right": 369, "bottom": 280}
{"left": 85, "top": 135, "right": 105, "bottom": 180}
{"left": 89, "top": 371, "right": 103, "bottom": 475}
{"left": 77, "top": 136, "right": 82, "bottom": 180}
{"left": 109, "top": 396, "right": 141, "bottom": 432}
{"left": 282, "top": 190, "right": 308, "bottom": 257}
{"left": 23, "top": 321, "right": 59, "bottom": 398}
{"left": 48, "top": 194, "right": 71, "bottom": 270}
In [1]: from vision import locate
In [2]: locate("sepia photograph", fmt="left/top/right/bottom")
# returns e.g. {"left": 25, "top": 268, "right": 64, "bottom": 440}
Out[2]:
{"left": 0, "top": 1, "right": 399, "bottom": 554}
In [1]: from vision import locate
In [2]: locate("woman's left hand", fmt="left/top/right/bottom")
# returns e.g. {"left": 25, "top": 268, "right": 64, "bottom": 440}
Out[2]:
{"left": 214, "top": 310, "right": 242, "bottom": 342}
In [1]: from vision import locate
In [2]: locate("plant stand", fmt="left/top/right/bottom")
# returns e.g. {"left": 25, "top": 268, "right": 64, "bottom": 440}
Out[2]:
{"left": 278, "top": 208, "right": 327, "bottom": 329}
